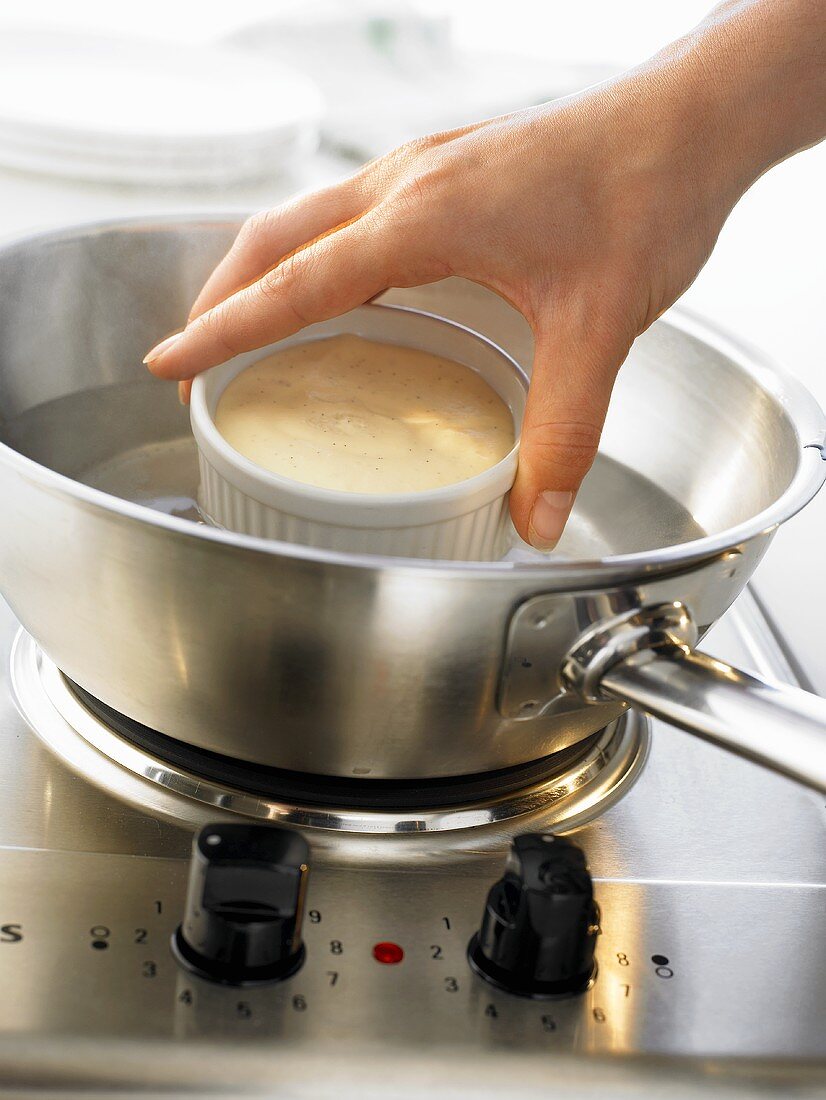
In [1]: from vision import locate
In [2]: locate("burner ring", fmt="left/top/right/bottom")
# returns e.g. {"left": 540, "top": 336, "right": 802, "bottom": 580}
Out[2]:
{"left": 12, "top": 631, "right": 649, "bottom": 834}
{"left": 69, "top": 680, "right": 607, "bottom": 811}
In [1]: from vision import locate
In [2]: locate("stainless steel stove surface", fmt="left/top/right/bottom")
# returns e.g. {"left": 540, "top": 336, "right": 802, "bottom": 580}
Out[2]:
{"left": 0, "top": 588, "right": 823, "bottom": 1098}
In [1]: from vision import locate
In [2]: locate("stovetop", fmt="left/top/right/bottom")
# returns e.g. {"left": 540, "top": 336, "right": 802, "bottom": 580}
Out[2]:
{"left": 0, "top": 589, "right": 823, "bottom": 1097}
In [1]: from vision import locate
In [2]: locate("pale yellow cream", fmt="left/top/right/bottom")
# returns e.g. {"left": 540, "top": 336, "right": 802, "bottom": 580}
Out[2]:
{"left": 214, "top": 335, "right": 514, "bottom": 494}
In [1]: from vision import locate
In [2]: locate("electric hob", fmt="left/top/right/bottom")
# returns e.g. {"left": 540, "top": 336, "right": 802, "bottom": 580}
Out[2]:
{"left": 0, "top": 587, "right": 823, "bottom": 1097}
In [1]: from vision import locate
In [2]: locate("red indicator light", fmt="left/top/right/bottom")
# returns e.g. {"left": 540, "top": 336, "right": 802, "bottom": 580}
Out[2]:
{"left": 372, "top": 941, "right": 404, "bottom": 965}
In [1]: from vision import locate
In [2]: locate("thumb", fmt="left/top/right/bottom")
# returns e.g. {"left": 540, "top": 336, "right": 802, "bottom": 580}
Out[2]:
{"left": 509, "top": 323, "right": 629, "bottom": 550}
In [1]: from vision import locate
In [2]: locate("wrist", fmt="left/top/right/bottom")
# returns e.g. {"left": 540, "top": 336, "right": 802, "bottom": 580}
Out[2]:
{"left": 647, "top": 0, "right": 826, "bottom": 195}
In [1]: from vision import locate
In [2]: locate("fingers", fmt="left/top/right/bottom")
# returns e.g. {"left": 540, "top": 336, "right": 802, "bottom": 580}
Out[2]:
{"left": 510, "top": 321, "right": 630, "bottom": 549}
{"left": 187, "top": 183, "right": 367, "bottom": 322}
{"left": 144, "top": 210, "right": 400, "bottom": 381}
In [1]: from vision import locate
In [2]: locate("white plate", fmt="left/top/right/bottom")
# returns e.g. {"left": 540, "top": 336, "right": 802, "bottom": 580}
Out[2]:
{"left": 0, "top": 30, "right": 325, "bottom": 184}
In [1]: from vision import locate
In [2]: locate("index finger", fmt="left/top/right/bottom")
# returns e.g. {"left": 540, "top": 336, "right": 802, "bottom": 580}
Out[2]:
{"left": 145, "top": 210, "right": 400, "bottom": 381}
{"left": 187, "top": 184, "right": 364, "bottom": 323}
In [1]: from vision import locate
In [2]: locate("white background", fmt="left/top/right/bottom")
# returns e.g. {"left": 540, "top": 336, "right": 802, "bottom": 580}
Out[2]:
{"left": 0, "top": 0, "right": 716, "bottom": 59}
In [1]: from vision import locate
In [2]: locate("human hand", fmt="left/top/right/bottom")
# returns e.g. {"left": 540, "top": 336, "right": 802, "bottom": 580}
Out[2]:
{"left": 144, "top": 0, "right": 824, "bottom": 548}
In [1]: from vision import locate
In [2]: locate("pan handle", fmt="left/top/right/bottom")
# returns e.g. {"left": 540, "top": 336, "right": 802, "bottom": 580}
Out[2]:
{"left": 562, "top": 603, "right": 826, "bottom": 793}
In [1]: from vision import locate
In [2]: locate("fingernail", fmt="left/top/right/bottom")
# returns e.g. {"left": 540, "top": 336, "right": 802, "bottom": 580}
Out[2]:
{"left": 143, "top": 331, "right": 183, "bottom": 365}
{"left": 528, "top": 490, "right": 573, "bottom": 551}
{"left": 178, "top": 381, "right": 189, "bottom": 406}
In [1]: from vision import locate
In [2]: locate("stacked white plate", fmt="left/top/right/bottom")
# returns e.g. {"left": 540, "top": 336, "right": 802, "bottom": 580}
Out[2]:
{"left": 0, "top": 31, "right": 325, "bottom": 186}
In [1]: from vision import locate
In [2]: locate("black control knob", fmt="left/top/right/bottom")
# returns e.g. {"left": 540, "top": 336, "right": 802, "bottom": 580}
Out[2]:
{"left": 172, "top": 823, "right": 309, "bottom": 986}
{"left": 468, "top": 833, "right": 599, "bottom": 998}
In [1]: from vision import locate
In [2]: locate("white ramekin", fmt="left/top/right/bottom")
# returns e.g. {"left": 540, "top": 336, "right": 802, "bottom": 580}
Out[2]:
{"left": 190, "top": 303, "right": 527, "bottom": 560}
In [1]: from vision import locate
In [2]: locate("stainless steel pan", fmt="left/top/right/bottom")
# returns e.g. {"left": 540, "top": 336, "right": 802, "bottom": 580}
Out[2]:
{"left": 0, "top": 216, "right": 824, "bottom": 787}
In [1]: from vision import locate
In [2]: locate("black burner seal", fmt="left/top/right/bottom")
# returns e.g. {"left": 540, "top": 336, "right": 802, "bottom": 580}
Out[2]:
{"left": 68, "top": 681, "right": 602, "bottom": 812}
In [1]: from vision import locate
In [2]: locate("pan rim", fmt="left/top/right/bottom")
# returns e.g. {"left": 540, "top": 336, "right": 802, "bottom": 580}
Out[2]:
{"left": 1, "top": 212, "right": 824, "bottom": 582}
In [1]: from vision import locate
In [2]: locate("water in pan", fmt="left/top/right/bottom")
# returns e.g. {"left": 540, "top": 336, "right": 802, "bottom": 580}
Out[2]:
{"left": 2, "top": 380, "right": 705, "bottom": 559}
{"left": 83, "top": 437, "right": 205, "bottom": 525}
{"left": 80, "top": 439, "right": 706, "bottom": 560}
